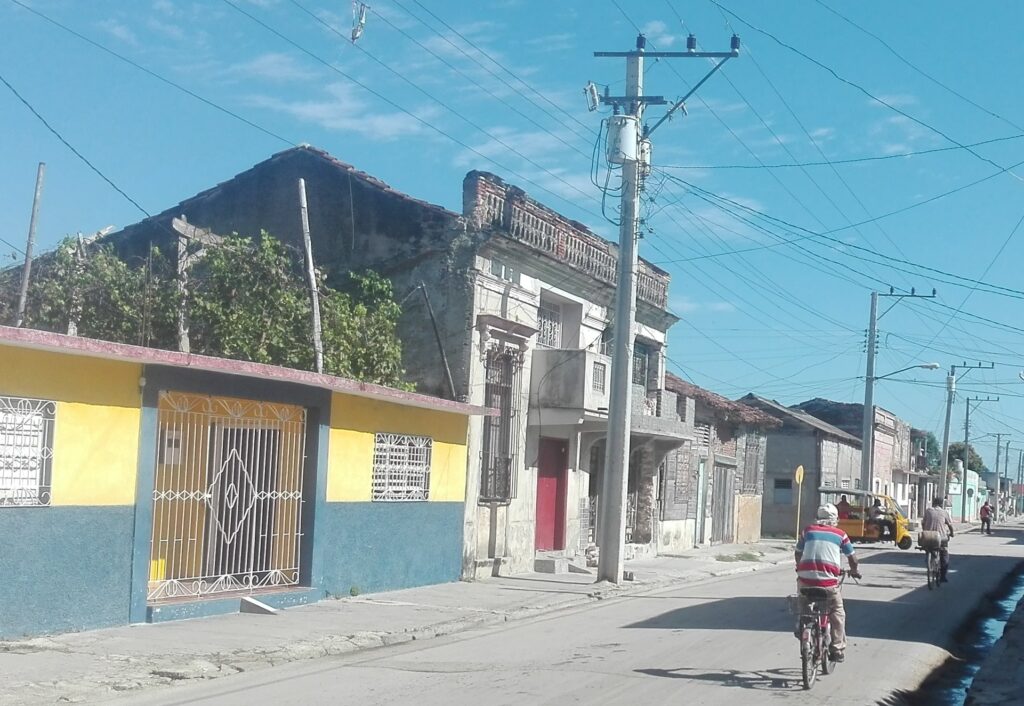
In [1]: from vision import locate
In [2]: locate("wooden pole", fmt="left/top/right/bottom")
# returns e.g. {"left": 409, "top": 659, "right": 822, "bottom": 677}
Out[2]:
{"left": 298, "top": 179, "right": 324, "bottom": 374}
{"left": 15, "top": 162, "right": 45, "bottom": 327}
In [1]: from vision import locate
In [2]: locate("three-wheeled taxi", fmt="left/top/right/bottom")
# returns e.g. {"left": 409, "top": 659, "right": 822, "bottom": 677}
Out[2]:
{"left": 817, "top": 488, "right": 917, "bottom": 550}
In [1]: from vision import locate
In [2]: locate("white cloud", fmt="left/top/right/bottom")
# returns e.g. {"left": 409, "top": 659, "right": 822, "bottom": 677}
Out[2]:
{"left": 228, "top": 53, "right": 313, "bottom": 83}
{"left": 97, "top": 19, "right": 138, "bottom": 46}
{"left": 809, "top": 126, "right": 835, "bottom": 143}
{"left": 147, "top": 17, "right": 185, "bottom": 41}
{"left": 642, "top": 20, "right": 677, "bottom": 48}
{"left": 246, "top": 82, "right": 435, "bottom": 140}
{"left": 868, "top": 93, "right": 918, "bottom": 108}
{"left": 525, "top": 33, "right": 576, "bottom": 52}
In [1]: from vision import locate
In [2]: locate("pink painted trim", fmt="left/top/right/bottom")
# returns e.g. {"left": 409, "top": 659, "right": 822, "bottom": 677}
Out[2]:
{"left": 0, "top": 325, "right": 494, "bottom": 417}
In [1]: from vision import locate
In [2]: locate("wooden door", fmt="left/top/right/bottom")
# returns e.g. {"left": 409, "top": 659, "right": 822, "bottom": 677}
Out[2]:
{"left": 535, "top": 438, "right": 568, "bottom": 551}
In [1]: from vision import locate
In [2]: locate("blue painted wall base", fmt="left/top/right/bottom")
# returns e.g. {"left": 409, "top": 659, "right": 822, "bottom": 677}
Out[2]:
{"left": 319, "top": 502, "right": 464, "bottom": 598}
{"left": 0, "top": 506, "right": 134, "bottom": 639}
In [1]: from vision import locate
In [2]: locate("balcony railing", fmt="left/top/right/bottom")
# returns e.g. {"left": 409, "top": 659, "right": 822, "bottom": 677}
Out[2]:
{"left": 472, "top": 175, "right": 669, "bottom": 309}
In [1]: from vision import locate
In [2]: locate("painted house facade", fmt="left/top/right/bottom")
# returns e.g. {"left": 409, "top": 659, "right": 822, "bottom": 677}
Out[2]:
{"left": 97, "top": 146, "right": 688, "bottom": 578}
{"left": 0, "top": 325, "right": 486, "bottom": 639}
{"left": 740, "top": 395, "right": 862, "bottom": 537}
{"left": 658, "top": 375, "right": 779, "bottom": 551}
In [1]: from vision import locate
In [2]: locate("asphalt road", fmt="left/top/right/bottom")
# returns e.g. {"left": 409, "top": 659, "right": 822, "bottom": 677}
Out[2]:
{"left": 117, "top": 529, "right": 1024, "bottom": 706}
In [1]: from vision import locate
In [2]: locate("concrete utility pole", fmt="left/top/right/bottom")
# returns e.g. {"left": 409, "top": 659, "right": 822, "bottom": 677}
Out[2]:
{"left": 1003, "top": 439, "right": 1011, "bottom": 520}
{"left": 992, "top": 433, "right": 1006, "bottom": 523}
{"left": 15, "top": 162, "right": 45, "bottom": 327}
{"left": 593, "top": 32, "right": 738, "bottom": 584}
{"left": 939, "top": 361, "right": 994, "bottom": 500}
{"left": 962, "top": 396, "right": 998, "bottom": 522}
{"left": 298, "top": 178, "right": 324, "bottom": 374}
{"left": 859, "top": 288, "right": 937, "bottom": 493}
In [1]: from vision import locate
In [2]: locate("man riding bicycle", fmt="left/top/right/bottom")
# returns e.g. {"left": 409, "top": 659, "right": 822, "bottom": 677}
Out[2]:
{"left": 795, "top": 503, "right": 861, "bottom": 662}
{"left": 922, "top": 496, "right": 955, "bottom": 582}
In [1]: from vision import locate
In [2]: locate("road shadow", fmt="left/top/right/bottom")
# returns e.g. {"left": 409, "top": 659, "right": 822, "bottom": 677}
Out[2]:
{"left": 622, "top": 553, "right": 1022, "bottom": 645}
{"left": 634, "top": 666, "right": 804, "bottom": 692}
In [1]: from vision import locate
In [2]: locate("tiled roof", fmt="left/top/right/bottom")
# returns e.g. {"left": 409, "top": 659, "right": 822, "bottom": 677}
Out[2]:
{"left": 739, "top": 394, "right": 862, "bottom": 446}
{"left": 665, "top": 373, "right": 780, "bottom": 427}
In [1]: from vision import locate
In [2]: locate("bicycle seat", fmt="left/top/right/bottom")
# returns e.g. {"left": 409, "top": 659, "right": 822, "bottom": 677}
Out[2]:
{"left": 799, "top": 587, "right": 832, "bottom": 601}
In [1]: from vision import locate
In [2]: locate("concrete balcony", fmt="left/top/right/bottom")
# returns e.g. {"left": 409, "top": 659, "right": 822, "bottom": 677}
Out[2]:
{"left": 528, "top": 349, "right": 687, "bottom": 442}
{"left": 469, "top": 173, "right": 670, "bottom": 310}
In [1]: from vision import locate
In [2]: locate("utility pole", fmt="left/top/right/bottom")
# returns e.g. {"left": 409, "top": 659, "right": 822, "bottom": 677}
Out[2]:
{"left": 298, "top": 178, "right": 324, "bottom": 374}
{"left": 992, "top": 433, "right": 1006, "bottom": 523}
{"left": 939, "top": 361, "right": 994, "bottom": 500}
{"left": 1003, "top": 439, "right": 1011, "bottom": 520}
{"left": 593, "top": 32, "right": 738, "bottom": 584}
{"left": 962, "top": 396, "right": 998, "bottom": 523}
{"left": 15, "top": 162, "right": 45, "bottom": 327}
{"left": 860, "top": 288, "right": 936, "bottom": 493}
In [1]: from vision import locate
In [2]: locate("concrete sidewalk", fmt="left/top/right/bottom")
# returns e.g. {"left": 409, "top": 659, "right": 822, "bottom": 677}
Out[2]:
{"left": 0, "top": 540, "right": 794, "bottom": 705}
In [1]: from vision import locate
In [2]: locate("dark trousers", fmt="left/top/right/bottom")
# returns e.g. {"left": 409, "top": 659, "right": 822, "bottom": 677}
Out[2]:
{"left": 981, "top": 517, "right": 992, "bottom": 534}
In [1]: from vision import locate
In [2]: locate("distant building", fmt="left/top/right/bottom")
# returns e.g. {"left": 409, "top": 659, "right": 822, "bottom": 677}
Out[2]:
{"left": 739, "top": 395, "right": 862, "bottom": 537}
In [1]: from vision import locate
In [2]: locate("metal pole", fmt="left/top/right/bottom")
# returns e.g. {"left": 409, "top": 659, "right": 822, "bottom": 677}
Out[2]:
{"left": 995, "top": 430, "right": 1003, "bottom": 522}
{"left": 962, "top": 401, "right": 971, "bottom": 523}
{"left": 938, "top": 367, "right": 955, "bottom": 501}
{"left": 419, "top": 284, "right": 457, "bottom": 401}
{"left": 859, "top": 291, "right": 878, "bottom": 493}
{"left": 298, "top": 178, "right": 324, "bottom": 374}
{"left": 15, "top": 162, "right": 45, "bottom": 327}
{"left": 597, "top": 34, "right": 644, "bottom": 584}
{"left": 1003, "top": 439, "right": 1011, "bottom": 520}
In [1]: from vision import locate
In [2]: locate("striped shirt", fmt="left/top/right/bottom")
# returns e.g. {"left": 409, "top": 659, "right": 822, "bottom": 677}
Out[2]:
{"left": 795, "top": 524, "right": 855, "bottom": 588}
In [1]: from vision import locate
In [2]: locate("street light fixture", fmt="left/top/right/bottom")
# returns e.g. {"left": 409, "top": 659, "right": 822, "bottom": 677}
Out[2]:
{"left": 860, "top": 363, "right": 941, "bottom": 493}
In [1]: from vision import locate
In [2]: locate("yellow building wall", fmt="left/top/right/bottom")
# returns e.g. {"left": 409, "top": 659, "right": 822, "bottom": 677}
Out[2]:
{"left": 327, "top": 393, "right": 469, "bottom": 503}
{"left": 0, "top": 345, "right": 141, "bottom": 505}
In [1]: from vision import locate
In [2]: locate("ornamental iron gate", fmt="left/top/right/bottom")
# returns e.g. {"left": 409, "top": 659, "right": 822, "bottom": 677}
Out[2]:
{"left": 148, "top": 392, "right": 307, "bottom": 602}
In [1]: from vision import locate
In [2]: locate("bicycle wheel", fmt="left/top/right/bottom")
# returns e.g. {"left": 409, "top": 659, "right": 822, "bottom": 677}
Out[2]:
{"left": 801, "top": 625, "right": 818, "bottom": 690}
{"left": 926, "top": 551, "right": 936, "bottom": 590}
{"left": 930, "top": 551, "right": 942, "bottom": 589}
{"left": 820, "top": 618, "right": 835, "bottom": 674}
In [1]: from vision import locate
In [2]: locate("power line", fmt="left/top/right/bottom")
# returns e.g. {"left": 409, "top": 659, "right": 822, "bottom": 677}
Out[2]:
{"left": 7, "top": 0, "right": 297, "bottom": 148}
{"left": 656, "top": 134, "right": 1024, "bottom": 170}
{"left": 218, "top": 0, "right": 605, "bottom": 222}
{"left": 403, "top": 0, "right": 597, "bottom": 139}
{"left": 0, "top": 70, "right": 151, "bottom": 219}
{"left": 708, "top": 0, "right": 1024, "bottom": 183}
{"left": 812, "top": 0, "right": 1024, "bottom": 134}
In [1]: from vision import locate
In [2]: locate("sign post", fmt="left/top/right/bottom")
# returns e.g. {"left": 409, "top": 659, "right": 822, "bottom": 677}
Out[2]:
{"left": 794, "top": 465, "right": 805, "bottom": 540}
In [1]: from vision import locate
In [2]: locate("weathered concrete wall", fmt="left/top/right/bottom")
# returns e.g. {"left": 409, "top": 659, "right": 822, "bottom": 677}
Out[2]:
{"left": 658, "top": 519, "right": 696, "bottom": 554}
{"left": 762, "top": 431, "right": 818, "bottom": 537}
{"left": 734, "top": 494, "right": 762, "bottom": 544}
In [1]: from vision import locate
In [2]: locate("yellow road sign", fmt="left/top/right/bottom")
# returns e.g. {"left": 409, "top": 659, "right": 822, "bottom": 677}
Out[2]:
{"left": 795, "top": 465, "right": 804, "bottom": 485}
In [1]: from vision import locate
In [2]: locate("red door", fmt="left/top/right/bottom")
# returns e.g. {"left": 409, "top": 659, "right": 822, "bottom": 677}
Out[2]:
{"left": 535, "top": 438, "right": 568, "bottom": 551}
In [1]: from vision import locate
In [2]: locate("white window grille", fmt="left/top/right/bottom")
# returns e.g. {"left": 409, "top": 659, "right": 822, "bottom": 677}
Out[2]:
{"left": 0, "top": 396, "right": 56, "bottom": 507}
{"left": 373, "top": 433, "right": 432, "bottom": 501}
{"left": 537, "top": 300, "right": 562, "bottom": 348}
{"left": 592, "top": 362, "right": 607, "bottom": 393}
{"left": 840, "top": 479, "right": 851, "bottom": 490}
{"left": 855, "top": 478, "right": 862, "bottom": 490}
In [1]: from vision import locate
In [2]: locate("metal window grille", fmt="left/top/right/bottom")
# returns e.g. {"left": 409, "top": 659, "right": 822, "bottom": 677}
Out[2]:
{"left": 841, "top": 479, "right": 851, "bottom": 489}
{"left": 372, "top": 433, "right": 432, "bottom": 501}
{"left": 599, "top": 328, "right": 613, "bottom": 356}
{"left": 695, "top": 422, "right": 712, "bottom": 453}
{"left": 592, "top": 362, "right": 607, "bottom": 393}
{"left": 855, "top": 478, "right": 862, "bottom": 490}
{"left": 632, "top": 342, "right": 650, "bottom": 386}
{"left": 741, "top": 432, "right": 761, "bottom": 494}
{"left": 0, "top": 396, "right": 55, "bottom": 507}
{"left": 148, "top": 392, "right": 307, "bottom": 602}
{"left": 537, "top": 300, "right": 562, "bottom": 348}
{"left": 480, "top": 346, "right": 522, "bottom": 502}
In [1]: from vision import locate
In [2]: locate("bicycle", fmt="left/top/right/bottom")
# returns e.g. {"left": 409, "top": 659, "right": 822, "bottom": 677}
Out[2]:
{"left": 795, "top": 570, "right": 858, "bottom": 690}
{"left": 918, "top": 530, "right": 949, "bottom": 590}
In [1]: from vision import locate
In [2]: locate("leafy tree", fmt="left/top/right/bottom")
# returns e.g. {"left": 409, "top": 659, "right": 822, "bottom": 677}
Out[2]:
{"left": 16, "top": 231, "right": 410, "bottom": 389}
{"left": 21, "top": 237, "right": 176, "bottom": 346}
{"left": 923, "top": 431, "right": 942, "bottom": 471}
{"left": 947, "top": 442, "right": 986, "bottom": 474}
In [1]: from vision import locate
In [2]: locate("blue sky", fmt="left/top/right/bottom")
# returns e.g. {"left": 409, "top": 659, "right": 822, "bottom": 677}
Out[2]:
{"left": 3, "top": 0, "right": 1024, "bottom": 470}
